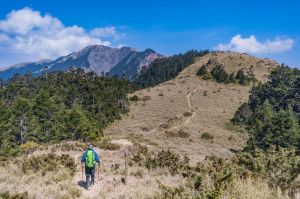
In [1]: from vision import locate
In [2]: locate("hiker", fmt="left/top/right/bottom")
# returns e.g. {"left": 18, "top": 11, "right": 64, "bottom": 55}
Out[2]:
{"left": 81, "top": 144, "right": 100, "bottom": 188}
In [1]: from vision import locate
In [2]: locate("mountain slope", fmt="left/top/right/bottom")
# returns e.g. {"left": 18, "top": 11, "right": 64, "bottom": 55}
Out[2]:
{"left": 0, "top": 45, "right": 161, "bottom": 80}
{"left": 109, "top": 48, "right": 161, "bottom": 80}
{"left": 0, "top": 60, "right": 52, "bottom": 81}
{"left": 104, "top": 52, "right": 278, "bottom": 162}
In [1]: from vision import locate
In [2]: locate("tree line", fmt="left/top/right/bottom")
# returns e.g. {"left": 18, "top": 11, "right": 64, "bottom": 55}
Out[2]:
{"left": 232, "top": 65, "right": 300, "bottom": 152}
{"left": 0, "top": 69, "right": 132, "bottom": 156}
{"left": 197, "top": 63, "right": 255, "bottom": 85}
{"left": 133, "top": 50, "right": 210, "bottom": 88}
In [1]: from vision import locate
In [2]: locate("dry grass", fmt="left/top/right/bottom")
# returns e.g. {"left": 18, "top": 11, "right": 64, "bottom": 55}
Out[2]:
{"left": 155, "top": 177, "right": 291, "bottom": 199}
{"left": 103, "top": 52, "right": 275, "bottom": 163}
{"left": 0, "top": 142, "right": 184, "bottom": 199}
{"left": 222, "top": 177, "right": 290, "bottom": 199}
{"left": 0, "top": 142, "right": 294, "bottom": 199}
{"left": 0, "top": 158, "right": 80, "bottom": 199}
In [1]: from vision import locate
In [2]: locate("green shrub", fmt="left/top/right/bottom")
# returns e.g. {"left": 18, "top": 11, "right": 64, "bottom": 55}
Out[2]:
{"left": 165, "top": 129, "right": 190, "bottom": 138}
{"left": 101, "top": 142, "right": 121, "bottom": 150}
{"left": 178, "top": 129, "right": 190, "bottom": 138}
{"left": 20, "top": 154, "right": 76, "bottom": 176}
{"left": 132, "top": 146, "right": 298, "bottom": 198}
{"left": 129, "top": 95, "right": 140, "bottom": 101}
{"left": 201, "top": 133, "right": 214, "bottom": 140}
{"left": 131, "top": 147, "right": 189, "bottom": 175}
{"left": 231, "top": 103, "right": 252, "bottom": 125}
{"left": 197, "top": 63, "right": 255, "bottom": 85}
{"left": 141, "top": 95, "right": 151, "bottom": 101}
{"left": 236, "top": 146, "right": 300, "bottom": 191}
{"left": 0, "top": 191, "right": 28, "bottom": 199}
{"left": 20, "top": 141, "right": 40, "bottom": 153}
{"left": 211, "top": 65, "right": 230, "bottom": 84}
{"left": 48, "top": 142, "right": 86, "bottom": 152}
{"left": 197, "top": 65, "right": 209, "bottom": 76}
{"left": 183, "top": 112, "right": 193, "bottom": 117}
{"left": 94, "top": 138, "right": 121, "bottom": 151}
{"left": 165, "top": 130, "right": 178, "bottom": 138}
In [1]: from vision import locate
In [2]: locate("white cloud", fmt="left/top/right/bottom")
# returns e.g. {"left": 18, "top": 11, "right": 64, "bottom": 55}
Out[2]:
{"left": 215, "top": 34, "right": 294, "bottom": 54}
{"left": 91, "top": 26, "right": 117, "bottom": 37}
{"left": 0, "top": 7, "right": 120, "bottom": 66}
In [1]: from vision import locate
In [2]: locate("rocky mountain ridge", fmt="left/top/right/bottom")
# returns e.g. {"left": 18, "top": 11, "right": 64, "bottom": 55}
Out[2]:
{"left": 0, "top": 45, "right": 162, "bottom": 80}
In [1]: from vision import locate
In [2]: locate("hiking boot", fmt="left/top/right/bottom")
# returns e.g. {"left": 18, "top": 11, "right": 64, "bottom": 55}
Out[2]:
{"left": 86, "top": 177, "right": 90, "bottom": 189}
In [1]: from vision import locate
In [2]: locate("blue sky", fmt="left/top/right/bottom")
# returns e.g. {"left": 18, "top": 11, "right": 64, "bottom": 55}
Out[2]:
{"left": 0, "top": 0, "right": 299, "bottom": 68}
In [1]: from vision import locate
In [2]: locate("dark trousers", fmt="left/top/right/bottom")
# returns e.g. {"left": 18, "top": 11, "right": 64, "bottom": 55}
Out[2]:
{"left": 85, "top": 166, "right": 95, "bottom": 187}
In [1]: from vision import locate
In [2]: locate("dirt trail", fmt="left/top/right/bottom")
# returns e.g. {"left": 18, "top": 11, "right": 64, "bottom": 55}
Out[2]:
{"left": 147, "top": 85, "right": 200, "bottom": 133}
{"left": 169, "top": 85, "right": 200, "bottom": 130}
{"left": 73, "top": 147, "right": 105, "bottom": 199}
{"left": 110, "top": 139, "right": 133, "bottom": 146}
{"left": 73, "top": 140, "right": 132, "bottom": 199}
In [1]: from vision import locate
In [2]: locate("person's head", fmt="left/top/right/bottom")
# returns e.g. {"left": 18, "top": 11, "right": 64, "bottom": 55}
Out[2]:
{"left": 88, "top": 144, "right": 93, "bottom": 150}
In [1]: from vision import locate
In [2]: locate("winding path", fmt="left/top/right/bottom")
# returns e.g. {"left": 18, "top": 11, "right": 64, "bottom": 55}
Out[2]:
{"left": 170, "top": 86, "right": 200, "bottom": 130}
{"left": 148, "top": 85, "right": 201, "bottom": 133}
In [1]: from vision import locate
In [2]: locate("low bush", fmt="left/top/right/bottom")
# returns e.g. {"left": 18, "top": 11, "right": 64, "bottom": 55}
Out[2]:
{"left": 131, "top": 147, "right": 189, "bottom": 175}
{"left": 101, "top": 142, "right": 121, "bottom": 150}
{"left": 141, "top": 95, "right": 151, "bottom": 101}
{"left": 159, "top": 123, "right": 170, "bottom": 129}
{"left": 183, "top": 112, "right": 193, "bottom": 117}
{"left": 235, "top": 147, "right": 300, "bottom": 191}
{"left": 197, "top": 63, "right": 255, "bottom": 85}
{"left": 165, "top": 129, "right": 190, "bottom": 138}
{"left": 201, "top": 132, "right": 214, "bottom": 140}
{"left": 19, "top": 154, "right": 76, "bottom": 176}
{"left": 0, "top": 191, "right": 28, "bottom": 199}
{"left": 0, "top": 147, "right": 20, "bottom": 160}
{"left": 147, "top": 147, "right": 298, "bottom": 199}
{"left": 165, "top": 130, "right": 178, "bottom": 138}
{"left": 20, "top": 141, "right": 40, "bottom": 154}
{"left": 129, "top": 95, "right": 140, "bottom": 102}
{"left": 58, "top": 142, "right": 86, "bottom": 151}
{"left": 94, "top": 138, "right": 121, "bottom": 151}
{"left": 178, "top": 129, "right": 191, "bottom": 138}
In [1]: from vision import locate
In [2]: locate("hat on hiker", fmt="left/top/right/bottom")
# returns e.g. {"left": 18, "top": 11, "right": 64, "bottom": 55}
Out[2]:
{"left": 88, "top": 144, "right": 93, "bottom": 150}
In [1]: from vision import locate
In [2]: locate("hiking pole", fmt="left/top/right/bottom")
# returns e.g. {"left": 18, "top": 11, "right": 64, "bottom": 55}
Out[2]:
{"left": 81, "top": 164, "right": 83, "bottom": 181}
{"left": 97, "top": 163, "right": 100, "bottom": 182}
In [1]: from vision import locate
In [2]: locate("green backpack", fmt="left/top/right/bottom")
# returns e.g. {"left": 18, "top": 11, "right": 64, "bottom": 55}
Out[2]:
{"left": 86, "top": 150, "right": 95, "bottom": 168}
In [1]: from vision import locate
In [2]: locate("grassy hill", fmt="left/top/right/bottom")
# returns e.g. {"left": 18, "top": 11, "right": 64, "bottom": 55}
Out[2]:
{"left": 104, "top": 52, "right": 278, "bottom": 162}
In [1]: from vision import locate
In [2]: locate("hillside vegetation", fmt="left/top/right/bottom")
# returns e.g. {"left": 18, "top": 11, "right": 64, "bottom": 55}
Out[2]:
{"left": 197, "top": 62, "right": 256, "bottom": 85}
{"left": 0, "top": 51, "right": 299, "bottom": 199}
{"left": 134, "top": 50, "right": 209, "bottom": 88}
{"left": 0, "top": 69, "right": 132, "bottom": 156}
{"left": 232, "top": 65, "right": 300, "bottom": 151}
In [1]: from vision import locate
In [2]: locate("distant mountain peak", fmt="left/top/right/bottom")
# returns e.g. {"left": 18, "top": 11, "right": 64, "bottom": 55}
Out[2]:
{"left": 0, "top": 45, "right": 162, "bottom": 80}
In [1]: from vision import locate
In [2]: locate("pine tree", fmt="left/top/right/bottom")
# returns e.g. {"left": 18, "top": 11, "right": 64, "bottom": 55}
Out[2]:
{"left": 197, "top": 65, "right": 209, "bottom": 76}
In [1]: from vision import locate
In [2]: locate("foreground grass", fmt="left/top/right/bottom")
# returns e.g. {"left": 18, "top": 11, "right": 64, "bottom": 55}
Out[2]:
{"left": 0, "top": 154, "right": 80, "bottom": 199}
{"left": 0, "top": 142, "right": 298, "bottom": 199}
